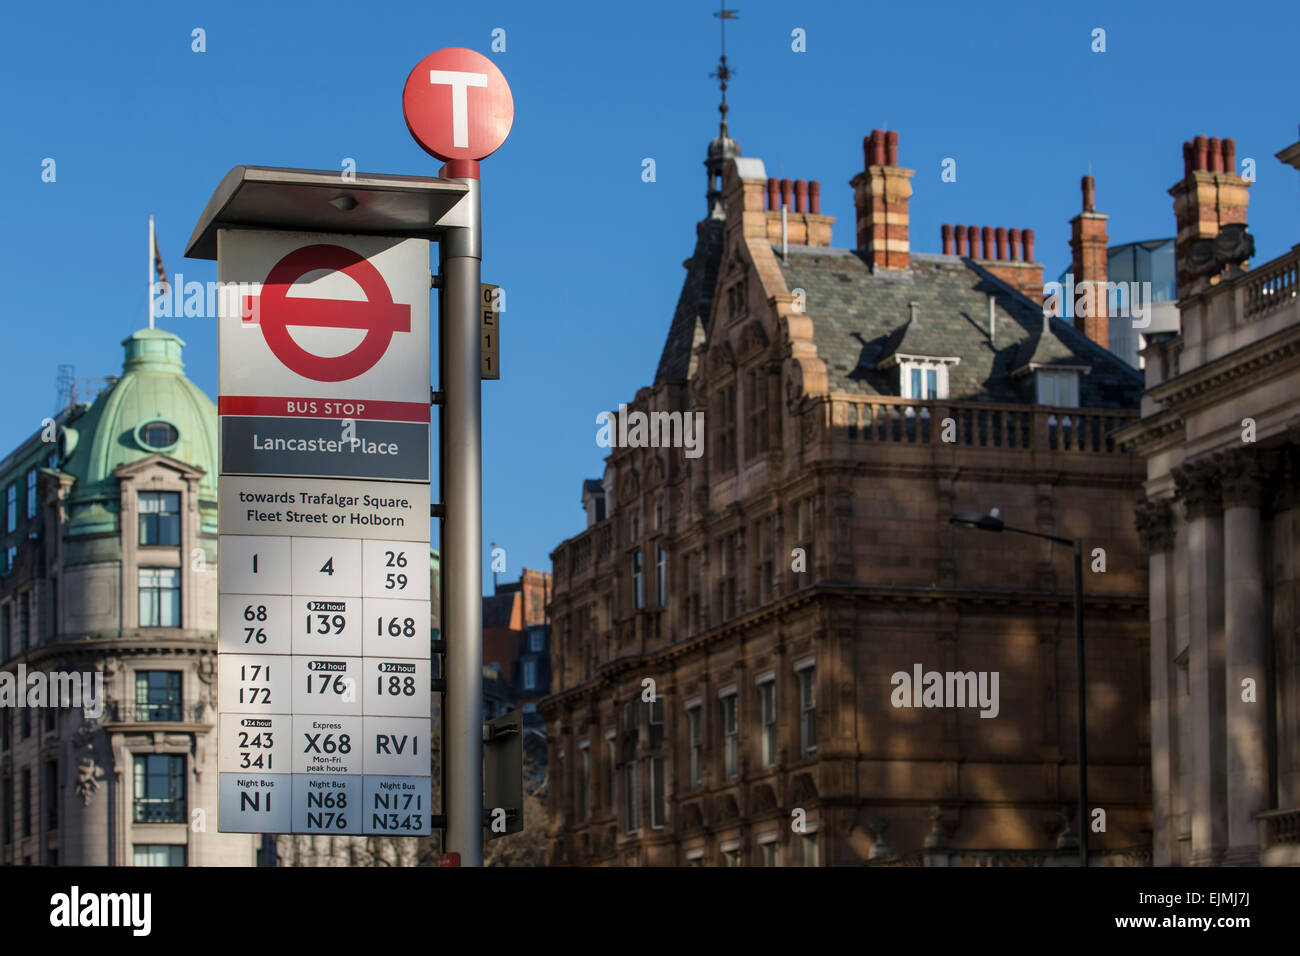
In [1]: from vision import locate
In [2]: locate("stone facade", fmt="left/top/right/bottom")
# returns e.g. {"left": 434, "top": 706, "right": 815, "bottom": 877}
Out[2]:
{"left": 542, "top": 127, "right": 1153, "bottom": 866}
{"left": 1118, "top": 131, "right": 1300, "bottom": 866}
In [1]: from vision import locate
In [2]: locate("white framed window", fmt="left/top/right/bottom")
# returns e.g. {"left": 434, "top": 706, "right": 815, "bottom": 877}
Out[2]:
{"left": 578, "top": 740, "right": 590, "bottom": 822}
{"left": 605, "top": 730, "right": 617, "bottom": 809}
{"left": 899, "top": 360, "right": 952, "bottom": 400}
{"left": 758, "top": 831, "right": 779, "bottom": 867}
{"left": 633, "top": 549, "right": 644, "bottom": 609}
{"left": 648, "top": 696, "right": 664, "bottom": 748}
{"left": 686, "top": 702, "right": 703, "bottom": 788}
{"left": 757, "top": 676, "right": 776, "bottom": 768}
{"left": 801, "top": 831, "right": 820, "bottom": 867}
{"left": 529, "top": 630, "right": 545, "bottom": 652}
{"left": 139, "top": 568, "right": 180, "bottom": 627}
{"left": 522, "top": 659, "right": 537, "bottom": 689}
{"left": 624, "top": 760, "right": 640, "bottom": 833}
{"left": 720, "top": 691, "right": 738, "bottom": 780}
{"left": 25, "top": 469, "right": 37, "bottom": 520}
{"left": 795, "top": 658, "right": 816, "bottom": 757}
{"left": 1035, "top": 369, "right": 1080, "bottom": 408}
{"left": 685, "top": 847, "right": 705, "bottom": 866}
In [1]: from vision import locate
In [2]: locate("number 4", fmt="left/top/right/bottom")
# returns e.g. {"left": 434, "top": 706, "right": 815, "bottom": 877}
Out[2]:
{"left": 320, "top": 558, "right": 335, "bottom": 576}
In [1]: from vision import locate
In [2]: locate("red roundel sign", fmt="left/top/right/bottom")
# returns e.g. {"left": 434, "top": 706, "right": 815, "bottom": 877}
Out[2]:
{"left": 402, "top": 47, "right": 514, "bottom": 163}
{"left": 244, "top": 245, "right": 411, "bottom": 383}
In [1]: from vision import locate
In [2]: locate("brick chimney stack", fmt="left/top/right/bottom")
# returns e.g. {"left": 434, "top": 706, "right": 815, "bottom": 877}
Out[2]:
{"left": 1169, "top": 134, "right": 1252, "bottom": 295}
{"left": 946, "top": 220, "right": 1043, "bottom": 299}
{"left": 1070, "top": 174, "right": 1110, "bottom": 349}
{"left": 851, "top": 129, "right": 915, "bottom": 271}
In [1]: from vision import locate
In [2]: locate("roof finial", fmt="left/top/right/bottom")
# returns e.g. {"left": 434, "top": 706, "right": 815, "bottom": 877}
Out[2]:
{"left": 711, "top": 4, "right": 739, "bottom": 138}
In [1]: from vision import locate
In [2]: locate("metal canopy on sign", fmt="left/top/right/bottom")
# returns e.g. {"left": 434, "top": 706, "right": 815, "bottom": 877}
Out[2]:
{"left": 185, "top": 166, "right": 471, "bottom": 260}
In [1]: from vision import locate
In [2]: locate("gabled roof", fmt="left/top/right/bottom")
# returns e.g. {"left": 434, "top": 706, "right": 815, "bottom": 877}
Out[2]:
{"left": 653, "top": 218, "right": 725, "bottom": 385}
{"left": 777, "top": 248, "right": 1142, "bottom": 407}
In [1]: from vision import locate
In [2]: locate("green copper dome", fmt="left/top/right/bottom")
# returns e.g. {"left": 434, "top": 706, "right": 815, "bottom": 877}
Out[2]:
{"left": 62, "top": 329, "right": 218, "bottom": 535}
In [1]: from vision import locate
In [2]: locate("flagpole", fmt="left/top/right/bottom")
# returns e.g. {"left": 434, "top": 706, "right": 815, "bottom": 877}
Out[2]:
{"left": 148, "top": 215, "right": 156, "bottom": 329}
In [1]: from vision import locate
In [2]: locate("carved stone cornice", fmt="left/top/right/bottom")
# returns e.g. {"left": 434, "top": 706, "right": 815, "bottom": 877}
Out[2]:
{"left": 1219, "top": 447, "right": 1264, "bottom": 509}
{"left": 1172, "top": 458, "right": 1221, "bottom": 519}
{"left": 1134, "top": 497, "right": 1176, "bottom": 553}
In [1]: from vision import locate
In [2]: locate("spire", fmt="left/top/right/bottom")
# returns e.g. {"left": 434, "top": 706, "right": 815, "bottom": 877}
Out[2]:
{"left": 705, "top": 4, "right": 741, "bottom": 218}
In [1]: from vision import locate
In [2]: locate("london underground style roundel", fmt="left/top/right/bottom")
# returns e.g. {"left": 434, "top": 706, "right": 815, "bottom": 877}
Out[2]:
{"left": 402, "top": 47, "right": 514, "bottom": 163}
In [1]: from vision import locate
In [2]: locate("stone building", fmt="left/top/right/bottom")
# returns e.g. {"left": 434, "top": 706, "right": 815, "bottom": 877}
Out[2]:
{"left": 0, "top": 329, "right": 256, "bottom": 866}
{"left": 1120, "top": 131, "right": 1300, "bottom": 866}
{"left": 541, "top": 118, "right": 1153, "bottom": 866}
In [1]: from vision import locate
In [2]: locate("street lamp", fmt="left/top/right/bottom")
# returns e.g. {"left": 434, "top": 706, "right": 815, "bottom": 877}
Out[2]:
{"left": 950, "top": 510, "right": 1089, "bottom": 868}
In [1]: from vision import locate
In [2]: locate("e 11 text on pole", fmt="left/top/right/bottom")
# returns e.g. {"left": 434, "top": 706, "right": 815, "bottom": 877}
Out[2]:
{"left": 403, "top": 47, "right": 514, "bottom": 868}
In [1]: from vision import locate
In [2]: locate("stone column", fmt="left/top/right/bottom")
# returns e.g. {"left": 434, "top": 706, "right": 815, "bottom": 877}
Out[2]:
{"left": 1174, "top": 461, "right": 1227, "bottom": 865}
{"left": 1220, "top": 450, "right": 1269, "bottom": 864}
{"left": 1136, "top": 496, "right": 1177, "bottom": 866}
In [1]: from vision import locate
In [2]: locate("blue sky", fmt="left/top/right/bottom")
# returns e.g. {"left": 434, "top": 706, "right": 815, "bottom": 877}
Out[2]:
{"left": 3, "top": 0, "right": 1298, "bottom": 589}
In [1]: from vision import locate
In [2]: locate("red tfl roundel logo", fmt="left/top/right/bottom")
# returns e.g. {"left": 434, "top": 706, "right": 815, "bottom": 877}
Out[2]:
{"left": 242, "top": 245, "right": 411, "bottom": 383}
{"left": 402, "top": 47, "right": 514, "bottom": 162}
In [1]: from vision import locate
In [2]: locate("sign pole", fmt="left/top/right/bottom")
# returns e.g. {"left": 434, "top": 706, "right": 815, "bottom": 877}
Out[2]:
{"left": 440, "top": 172, "right": 483, "bottom": 866}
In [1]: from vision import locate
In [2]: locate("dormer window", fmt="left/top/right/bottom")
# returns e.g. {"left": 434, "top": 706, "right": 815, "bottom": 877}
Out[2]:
{"left": 899, "top": 360, "right": 950, "bottom": 400}
{"left": 1035, "top": 369, "right": 1080, "bottom": 408}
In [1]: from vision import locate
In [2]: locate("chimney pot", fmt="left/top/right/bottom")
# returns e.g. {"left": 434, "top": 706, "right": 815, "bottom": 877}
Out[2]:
{"left": 941, "top": 224, "right": 954, "bottom": 255}
{"left": 982, "top": 226, "right": 995, "bottom": 260}
{"left": 870, "top": 129, "right": 886, "bottom": 166}
{"left": 794, "top": 179, "right": 808, "bottom": 214}
{"left": 885, "top": 130, "right": 899, "bottom": 166}
{"left": 1008, "top": 227, "right": 1022, "bottom": 261}
{"left": 954, "top": 224, "right": 968, "bottom": 256}
{"left": 780, "top": 178, "right": 793, "bottom": 210}
{"left": 1023, "top": 228, "right": 1035, "bottom": 262}
{"left": 1082, "top": 175, "right": 1096, "bottom": 212}
{"left": 968, "top": 225, "right": 980, "bottom": 259}
{"left": 1207, "top": 137, "right": 1222, "bottom": 173}
{"left": 767, "top": 177, "right": 779, "bottom": 212}
{"left": 1194, "top": 135, "right": 1209, "bottom": 172}
{"left": 995, "top": 226, "right": 1008, "bottom": 261}
{"left": 809, "top": 180, "right": 821, "bottom": 214}
{"left": 1222, "top": 138, "right": 1236, "bottom": 176}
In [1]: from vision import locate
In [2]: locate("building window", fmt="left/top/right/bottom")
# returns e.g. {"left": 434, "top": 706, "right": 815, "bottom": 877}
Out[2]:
{"left": 1, "top": 775, "right": 11, "bottom": 845}
{"left": 718, "top": 532, "right": 739, "bottom": 620}
{"left": 797, "top": 664, "right": 817, "bottom": 757}
{"left": 655, "top": 546, "right": 666, "bottom": 606}
{"left": 25, "top": 469, "right": 37, "bottom": 520}
{"left": 529, "top": 630, "right": 545, "bottom": 653}
{"left": 137, "top": 421, "right": 180, "bottom": 451}
{"left": 135, "top": 671, "right": 182, "bottom": 722}
{"left": 133, "top": 754, "right": 186, "bottom": 823}
{"left": 139, "top": 568, "right": 181, "bottom": 627}
{"left": 715, "top": 383, "right": 737, "bottom": 472}
{"left": 18, "top": 592, "right": 29, "bottom": 652}
{"left": 720, "top": 692, "right": 738, "bottom": 780}
{"left": 759, "top": 836, "right": 779, "bottom": 867}
{"left": 721, "top": 842, "right": 742, "bottom": 867}
{"left": 685, "top": 849, "right": 705, "bottom": 867}
{"left": 44, "top": 761, "right": 57, "bottom": 831}
{"left": 605, "top": 733, "right": 617, "bottom": 810}
{"left": 22, "top": 767, "right": 32, "bottom": 836}
{"left": 900, "top": 360, "right": 949, "bottom": 400}
{"left": 744, "top": 367, "right": 769, "bottom": 460}
{"left": 632, "top": 549, "right": 643, "bottom": 610}
{"left": 5, "top": 484, "right": 15, "bottom": 532}
{"left": 522, "top": 659, "right": 537, "bottom": 690}
{"left": 1036, "top": 369, "right": 1080, "bottom": 408}
{"left": 578, "top": 742, "right": 590, "bottom": 822}
{"left": 649, "top": 756, "right": 665, "bottom": 829}
{"left": 139, "top": 491, "right": 181, "bottom": 547}
{"left": 758, "top": 678, "right": 776, "bottom": 768}
{"left": 624, "top": 760, "right": 640, "bottom": 833}
{"left": 134, "top": 844, "right": 186, "bottom": 867}
{"left": 648, "top": 697, "right": 664, "bottom": 749}
{"left": 4, "top": 547, "right": 15, "bottom": 576}
{"left": 801, "top": 832, "right": 820, "bottom": 867}
{"left": 686, "top": 704, "right": 703, "bottom": 788}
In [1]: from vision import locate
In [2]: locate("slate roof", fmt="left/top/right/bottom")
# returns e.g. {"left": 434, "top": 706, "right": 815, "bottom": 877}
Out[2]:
{"left": 483, "top": 593, "right": 517, "bottom": 629}
{"left": 777, "top": 247, "right": 1143, "bottom": 407}
{"left": 654, "top": 218, "right": 725, "bottom": 385}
